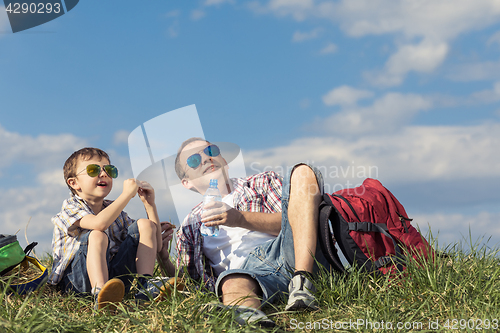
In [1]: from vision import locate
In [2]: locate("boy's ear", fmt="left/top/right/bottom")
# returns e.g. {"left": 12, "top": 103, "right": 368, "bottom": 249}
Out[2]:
{"left": 67, "top": 177, "right": 81, "bottom": 191}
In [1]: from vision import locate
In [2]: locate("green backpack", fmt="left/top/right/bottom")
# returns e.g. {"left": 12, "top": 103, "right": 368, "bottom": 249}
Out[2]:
{"left": 0, "top": 234, "right": 48, "bottom": 294}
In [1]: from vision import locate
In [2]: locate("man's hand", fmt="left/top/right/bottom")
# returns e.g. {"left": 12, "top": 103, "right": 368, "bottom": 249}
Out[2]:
{"left": 137, "top": 180, "right": 155, "bottom": 206}
{"left": 123, "top": 178, "right": 139, "bottom": 199}
{"left": 201, "top": 202, "right": 244, "bottom": 228}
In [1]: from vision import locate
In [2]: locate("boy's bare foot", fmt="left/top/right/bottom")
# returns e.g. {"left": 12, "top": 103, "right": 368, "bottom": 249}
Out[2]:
{"left": 96, "top": 278, "right": 125, "bottom": 312}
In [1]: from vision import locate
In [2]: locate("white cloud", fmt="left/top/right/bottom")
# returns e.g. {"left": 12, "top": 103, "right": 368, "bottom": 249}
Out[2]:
{"left": 205, "top": 0, "right": 235, "bottom": 6}
{"left": 292, "top": 28, "right": 322, "bottom": 42}
{"left": 250, "top": 0, "right": 500, "bottom": 85}
{"left": 471, "top": 81, "right": 500, "bottom": 103}
{"left": 254, "top": 0, "right": 500, "bottom": 41}
{"left": 414, "top": 211, "right": 500, "bottom": 248}
{"left": 365, "top": 39, "right": 449, "bottom": 87}
{"left": 113, "top": 129, "right": 130, "bottom": 146}
{"left": 319, "top": 42, "right": 337, "bottom": 55}
{"left": 449, "top": 60, "right": 500, "bottom": 82}
{"left": 0, "top": 124, "right": 87, "bottom": 170}
{"left": 487, "top": 30, "right": 500, "bottom": 46}
{"left": 322, "top": 85, "right": 374, "bottom": 106}
{"left": 318, "top": 90, "right": 432, "bottom": 135}
{"left": 191, "top": 9, "right": 206, "bottom": 21}
{"left": 247, "top": 122, "right": 500, "bottom": 184}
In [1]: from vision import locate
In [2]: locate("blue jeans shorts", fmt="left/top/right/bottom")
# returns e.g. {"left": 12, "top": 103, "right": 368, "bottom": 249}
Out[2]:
{"left": 215, "top": 163, "right": 332, "bottom": 305}
{"left": 59, "top": 221, "right": 140, "bottom": 295}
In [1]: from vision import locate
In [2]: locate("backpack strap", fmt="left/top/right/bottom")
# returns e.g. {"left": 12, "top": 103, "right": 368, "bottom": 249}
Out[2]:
{"left": 318, "top": 200, "right": 346, "bottom": 274}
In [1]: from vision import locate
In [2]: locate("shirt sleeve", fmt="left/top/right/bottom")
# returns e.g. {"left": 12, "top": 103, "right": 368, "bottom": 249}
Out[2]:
{"left": 53, "top": 200, "right": 91, "bottom": 237}
{"left": 237, "top": 171, "right": 283, "bottom": 213}
{"left": 176, "top": 213, "right": 217, "bottom": 291}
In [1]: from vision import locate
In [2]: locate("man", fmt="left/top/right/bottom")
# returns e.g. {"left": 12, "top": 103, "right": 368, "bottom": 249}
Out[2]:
{"left": 159, "top": 137, "right": 331, "bottom": 326}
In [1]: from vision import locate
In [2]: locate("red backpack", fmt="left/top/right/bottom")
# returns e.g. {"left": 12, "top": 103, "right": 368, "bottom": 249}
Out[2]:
{"left": 318, "top": 178, "right": 433, "bottom": 275}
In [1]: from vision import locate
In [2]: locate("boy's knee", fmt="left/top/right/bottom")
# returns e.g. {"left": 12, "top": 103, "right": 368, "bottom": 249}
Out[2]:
{"left": 137, "top": 218, "right": 156, "bottom": 232}
{"left": 88, "top": 230, "right": 108, "bottom": 246}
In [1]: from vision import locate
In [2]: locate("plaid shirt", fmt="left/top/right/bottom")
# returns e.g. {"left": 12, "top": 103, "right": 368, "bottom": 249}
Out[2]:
{"left": 175, "top": 171, "right": 283, "bottom": 291}
{"left": 48, "top": 195, "right": 135, "bottom": 285}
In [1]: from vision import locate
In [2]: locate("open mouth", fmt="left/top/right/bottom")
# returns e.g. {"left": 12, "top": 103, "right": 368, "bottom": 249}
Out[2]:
{"left": 97, "top": 181, "right": 108, "bottom": 187}
{"left": 203, "top": 164, "right": 219, "bottom": 175}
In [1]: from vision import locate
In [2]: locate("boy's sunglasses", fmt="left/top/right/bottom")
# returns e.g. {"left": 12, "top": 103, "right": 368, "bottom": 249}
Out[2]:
{"left": 76, "top": 164, "right": 119, "bottom": 179}
{"left": 185, "top": 144, "right": 221, "bottom": 170}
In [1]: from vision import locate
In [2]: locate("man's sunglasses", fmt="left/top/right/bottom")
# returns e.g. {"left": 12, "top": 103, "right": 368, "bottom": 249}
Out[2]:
{"left": 185, "top": 144, "right": 221, "bottom": 170}
{"left": 76, "top": 164, "right": 119, "bottom": 179}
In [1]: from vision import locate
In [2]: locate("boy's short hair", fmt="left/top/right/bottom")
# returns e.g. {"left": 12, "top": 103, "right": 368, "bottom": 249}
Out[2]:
{"left": 64, "top": 147, "right": 111, "bottom": 196}
{"left": 174, "top": 137, "right": 210, "bottom": 180}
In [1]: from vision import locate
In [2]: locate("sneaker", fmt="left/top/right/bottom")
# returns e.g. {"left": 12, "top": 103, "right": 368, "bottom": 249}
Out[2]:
{"left": 232, "top": 305, "right": 276, "bottom": 328}
{"left": 202, "top": 302, "right": 276, "bottom": 328}
{"left": 284, "top": 273, "right": 319, "bottom": 311}
{"left": 135, "top": 276, "right": 185, "bottom": 301}
{"left": 94, "top": 278, "right": 125, "bottom": 313}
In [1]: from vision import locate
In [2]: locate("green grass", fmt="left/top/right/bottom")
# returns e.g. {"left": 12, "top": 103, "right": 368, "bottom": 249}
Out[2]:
{"left": 2, "top": 234, "right": 500, "bottom": 333}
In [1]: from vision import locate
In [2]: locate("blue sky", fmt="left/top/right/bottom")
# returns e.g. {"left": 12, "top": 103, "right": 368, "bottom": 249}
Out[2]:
{"left": 1, "top": 0, "right": 500, "bottom": 255}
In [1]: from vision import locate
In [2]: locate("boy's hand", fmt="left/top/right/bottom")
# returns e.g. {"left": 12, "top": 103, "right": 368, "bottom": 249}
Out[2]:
{"left": 137, "top": 180, "right": 155, "bottom": 206}
{"left": 123, "top": 178, "right": 139, "bottom": 199}
{"left": 159, "top": 222, "right": 175, "bottom": 259}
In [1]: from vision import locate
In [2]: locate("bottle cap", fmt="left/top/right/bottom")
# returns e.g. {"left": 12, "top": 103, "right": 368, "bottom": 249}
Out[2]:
{"left": 210, "top": 179, "right": 218, "bottom": 187}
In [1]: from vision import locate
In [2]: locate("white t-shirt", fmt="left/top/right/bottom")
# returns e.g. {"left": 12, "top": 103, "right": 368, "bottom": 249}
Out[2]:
{"left": 202, "top": 192, "right": 275, "bottom": 276}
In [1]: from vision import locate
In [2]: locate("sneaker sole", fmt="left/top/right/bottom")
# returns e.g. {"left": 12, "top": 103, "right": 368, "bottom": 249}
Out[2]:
{"left": 97, "top": 278, "right": 125, "bottom": 312}
{"left": 285, "top": 299, "right": 319, "bottom": 311}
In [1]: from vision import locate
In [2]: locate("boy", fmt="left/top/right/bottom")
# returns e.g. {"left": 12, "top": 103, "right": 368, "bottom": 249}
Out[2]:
{"left": 48, "top": 147, "right": 164, "bottom": 310}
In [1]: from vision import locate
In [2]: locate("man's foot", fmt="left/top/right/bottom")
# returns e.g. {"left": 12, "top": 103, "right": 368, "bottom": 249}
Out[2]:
{"left": 233, "top": 305, "right": 276, "bottom": 328}
{"left": 203, "top": 302, "right": 276, "bottom": 328}
{"left": 285, "top": 273, "right": 319, "bottom": 311}
{"left": 95, "top": 278, "right": 125, "bottom": 312}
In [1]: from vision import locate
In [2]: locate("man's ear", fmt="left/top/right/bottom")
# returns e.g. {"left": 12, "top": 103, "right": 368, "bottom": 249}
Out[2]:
{"left": 181, "top": 178, "right": 201, "bottom": 194}
{"left": 67, "top": 177, "right": 81, "bottom": 192}
{"left": 181, "top": 178, "right": 193, "bottom": 190}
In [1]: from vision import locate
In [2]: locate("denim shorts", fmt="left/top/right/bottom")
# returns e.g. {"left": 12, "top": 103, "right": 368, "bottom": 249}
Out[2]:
{"left": 215, "top": 163, "right": 331, "bottom": 305}
{"left": 59, "top": 221, "right": 140, "bottom": 295}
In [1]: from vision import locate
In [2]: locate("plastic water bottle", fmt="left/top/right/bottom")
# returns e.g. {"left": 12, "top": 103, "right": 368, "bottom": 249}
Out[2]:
{"left": 200, "top": 179, "right": 221, "bottom": 237}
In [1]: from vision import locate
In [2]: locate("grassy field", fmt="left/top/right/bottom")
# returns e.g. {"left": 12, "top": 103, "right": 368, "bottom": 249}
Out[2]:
{"left": 1, "top": 235, "right": 500, "bottom": 333}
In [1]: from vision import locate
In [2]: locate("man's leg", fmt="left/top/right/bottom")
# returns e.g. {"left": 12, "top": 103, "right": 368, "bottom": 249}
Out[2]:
{"left": 288, "top": 164, "right": 322, "bottom": 273}
{"left": 219, "top": 274, "right": 262, "bottom": 308}
{"left": 285, "top": 164, "right": 322, "bottom": 311}
{"left": 217, "top": 273, "right": 276, "bottom": 327}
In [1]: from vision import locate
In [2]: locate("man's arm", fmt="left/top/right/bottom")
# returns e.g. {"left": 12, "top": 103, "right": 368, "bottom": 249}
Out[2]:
{"left": 203, "top": 171, "right": 284, "bottom": 235}
{"left": 203, "top": 207, "right": 281, "bottom": 236}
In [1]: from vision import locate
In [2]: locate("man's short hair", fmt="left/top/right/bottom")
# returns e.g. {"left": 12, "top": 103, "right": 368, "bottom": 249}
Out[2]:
{"left": 64, "top": 147, "right": 111, "bottom": 196}
{"left": 174, "top": 137, "right": 210, "bottom": 180}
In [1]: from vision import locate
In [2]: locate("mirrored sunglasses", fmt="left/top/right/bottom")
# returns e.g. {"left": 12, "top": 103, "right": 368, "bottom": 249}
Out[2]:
{"left": 185, "top": 144, "right": 221, "bottom": 169}
{"left": 77, "top": 164, "right": 119, "bottom": 179}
